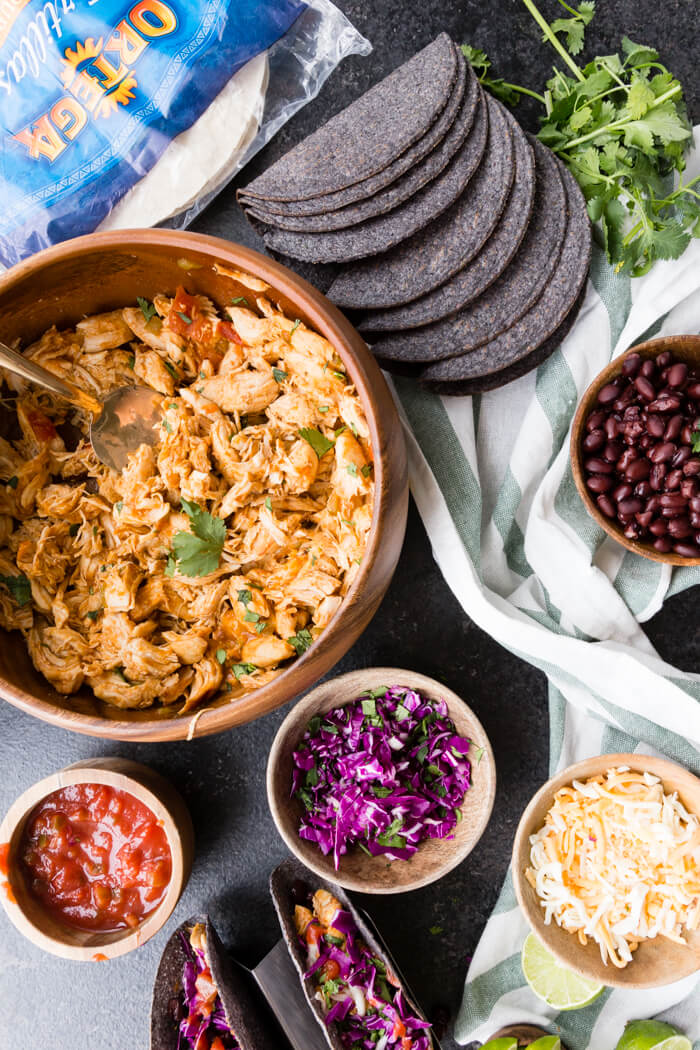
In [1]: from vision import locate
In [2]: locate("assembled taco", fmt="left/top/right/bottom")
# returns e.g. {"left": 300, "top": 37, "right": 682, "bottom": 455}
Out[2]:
{"left": 150, "top": 916, "right": 276, "bottom": 1050}
{"left": 270, "top": 859, "right": 434, "bottom": 1050}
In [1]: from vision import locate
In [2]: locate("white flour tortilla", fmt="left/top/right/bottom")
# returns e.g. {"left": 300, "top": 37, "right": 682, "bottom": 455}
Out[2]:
{"left": 100, "top": 52, "right": 269, "bottom": 230}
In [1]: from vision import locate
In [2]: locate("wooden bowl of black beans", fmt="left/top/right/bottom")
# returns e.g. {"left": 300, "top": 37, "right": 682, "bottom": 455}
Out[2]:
{"left": 571, "top": 335, "right": 700, "bottom": 564}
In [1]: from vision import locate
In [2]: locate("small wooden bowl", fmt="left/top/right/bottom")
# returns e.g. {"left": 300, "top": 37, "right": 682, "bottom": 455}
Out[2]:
{"left": 570, "top": 334, "right": 700, "bottom": 565}
{"left": 267, "top": 668, "right": 496, "bottom": 893}
{"left": 0, "top": 757, "right": 193, "bottom": 960}
{"left": 512, "top": 753, "right": 700, "bottom": 989}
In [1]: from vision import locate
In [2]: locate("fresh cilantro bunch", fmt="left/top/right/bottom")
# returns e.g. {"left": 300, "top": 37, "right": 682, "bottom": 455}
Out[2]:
{"left": 167, "top": 499, "right": 226, "bottom": 577}
{"left": 463, "top": 0, "right": 699, "bottom": 275}
{"left": 0, "top": 573, "right": 31, "bottom": 606}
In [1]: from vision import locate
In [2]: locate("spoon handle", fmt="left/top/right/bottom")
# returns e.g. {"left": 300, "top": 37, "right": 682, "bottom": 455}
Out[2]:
{"left": 0, "top": 340, "right": 103, "bottom": 416}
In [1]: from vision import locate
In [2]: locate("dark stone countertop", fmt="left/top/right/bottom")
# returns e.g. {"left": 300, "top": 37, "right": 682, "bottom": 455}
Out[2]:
{"left": 1, "top": 2, "right": 698, "bottom": 1047}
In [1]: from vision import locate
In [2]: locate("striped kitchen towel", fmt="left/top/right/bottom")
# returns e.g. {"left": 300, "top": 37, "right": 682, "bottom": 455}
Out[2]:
{"left": 392, "top": 129, "right": 700, "bottom": 1050}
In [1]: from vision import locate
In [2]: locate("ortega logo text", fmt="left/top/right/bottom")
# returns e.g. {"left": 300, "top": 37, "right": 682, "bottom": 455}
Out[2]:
{"left": 13, "top": 0, "right": 177, "bottom": 161}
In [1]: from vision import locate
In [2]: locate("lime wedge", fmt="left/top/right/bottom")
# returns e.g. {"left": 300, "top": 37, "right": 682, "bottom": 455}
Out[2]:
{"left": 615, "top": 1021, "right": 685, "bottom": 1050}
{"left": 479, "top": 1041, "right": 518, "bottom": 1050}
{"left": 529, "top": 1039, "right": 561, "bottom": 1050}
{"left": 521, "top": 933, "right": 605, "bottom": 1010}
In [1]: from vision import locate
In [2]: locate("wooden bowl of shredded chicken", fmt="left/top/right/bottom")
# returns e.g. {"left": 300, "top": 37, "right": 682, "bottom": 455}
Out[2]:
{"left": 0, "top": 231, "right": 407, "bottom": 741}
{"left": 513, "top": 754, "right": 700, "bottom": 988}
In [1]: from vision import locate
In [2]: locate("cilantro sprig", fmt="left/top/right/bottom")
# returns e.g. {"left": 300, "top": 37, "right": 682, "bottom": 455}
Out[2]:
{"left": 169, "top": 499, "right": 226, "bottom": 577}
{"left": 298, "top": 427, "right": 335, "bottom": 459}
{"left": 462, "top": 0, "right": 699, "bottom": 275}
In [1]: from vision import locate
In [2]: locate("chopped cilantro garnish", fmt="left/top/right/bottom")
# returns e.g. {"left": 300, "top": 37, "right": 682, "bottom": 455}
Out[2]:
{"left": 163, "top": 360, "right": 178, "bottom": 380}
{"left": 361, "top": 463, "right": 372, "bottom": 478}
{"left": 429, "top": 925, "right": 443, "bottom": 936}
{"left": 176, "top": 311, "right": 192, "bottom": 325}
{"left": 127, "top": 353, "right": 135, "bottom": 370}
{"left": 346, "top": 463, "right": 358, "bottom": 476}
{"left": 232, "top": 662, "right": 257, "bottom": 680}
{"left": 691, "top": 429, "right": 700, "bottom": 454}
{"left": 298, "top": 427, "right": 334, "bottom": 459}
{"left": 272, "top": 367, "right": 287, "bottom": 383}
{"left": 0, "top": 573, "right": 31, "bottom": 606}
{"left": 319, "top": 405, "right": 329, "bottom": 413}
{"left": 362, "top": 686, "right": 387, "bottom": 700}
{"left": 350, "top": 422, "right": 358, "bottom": 437}
{"left": 6, "top": 476, "right": 18, "bottom": 489}
{"left": 290, "top": 319, "right": 301, "bottom": 335}
{"left": 361, "top": 698, "right": 377, "bottom": 717}
{"left": 137, "top": 296, "right": 156, "bottom": 322}
{"left": 162, "top": 419, "right": 173, "bottom": 434}
{"left": 255, "top": 620, "right": 267, "bottom": 633}
{"left": 244, "top": 610, "right": 260, "bottom": 623}
{"left": 231, "top": 296, "right": 249, "bottom": 306}
{"left": 86, "top": 609, "right": 100, "bottom": 621}
{"left": 215, "top": 648, "right": 227, "bottom": 664}
{"left": 114, "top": 501, "right": 123, "bottom": 514}
{"left": 288, "top": 628, "right": 313, "bottom": 656}
{"left": 68, "top": 523, "right": 80, "bottom": 536}
{"left": 237, "top": 589, "right": 252, "bottom": 605}
{"left": 265, "top": 497, "right": 272, "bottom": 511}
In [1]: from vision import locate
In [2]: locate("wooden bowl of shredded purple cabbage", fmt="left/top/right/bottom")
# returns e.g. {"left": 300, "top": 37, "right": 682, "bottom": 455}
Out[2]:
{"left": 266, "top": 667, "right": 496, "bottom": 893}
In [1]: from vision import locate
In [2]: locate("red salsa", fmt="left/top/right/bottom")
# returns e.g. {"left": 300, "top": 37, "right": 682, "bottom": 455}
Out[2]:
{"left": 20, "top": 783, "right": 172, "bottom": 932}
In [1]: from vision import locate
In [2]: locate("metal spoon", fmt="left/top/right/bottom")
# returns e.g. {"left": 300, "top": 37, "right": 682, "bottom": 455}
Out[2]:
{"left": 0, "top": 340, "right": 163, "bottom": 471}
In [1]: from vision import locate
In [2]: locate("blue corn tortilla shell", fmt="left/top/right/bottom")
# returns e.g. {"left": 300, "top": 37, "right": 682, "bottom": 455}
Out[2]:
{"left": 354, "top": 113, "right": 535, "bottom": 329}
{"left": 150, "top": 915, "right": 278, "bottom": 1050}
{"left": 367, "top": 138, "right": 567, "bottom": 362}
{"left": 240, "top": 34, "right": 458, "bottom": 202}
{"left": 326, "top": 94, "right": 516, "bottom": 310}
{"left": 270, "top": 857, "right": 435, "bottom": 1050}
{"left": 255, "top": 87, "right": 505, "bottom": 265}
{"left": 416, "top": 160, "right": 591, "bottom": 390}
{"left": 242, "top": 54, "right": 476, "bottom": 231}
{"left": 421, "top": 285, "right": 586, "bottom": 395}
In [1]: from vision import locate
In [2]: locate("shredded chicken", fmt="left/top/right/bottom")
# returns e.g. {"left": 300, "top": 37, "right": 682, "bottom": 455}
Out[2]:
{"left": 0, "top": 283, "right": 373, "bottom": 713}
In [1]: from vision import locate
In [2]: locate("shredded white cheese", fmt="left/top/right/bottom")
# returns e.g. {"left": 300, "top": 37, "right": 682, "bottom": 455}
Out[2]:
{"left": 525, "top": 766, "right": 700, "bottom": 968}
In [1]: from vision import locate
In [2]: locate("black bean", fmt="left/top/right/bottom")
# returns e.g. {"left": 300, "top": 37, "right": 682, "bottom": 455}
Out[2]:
{"left": 686, "top": 381, "right": 700, "bottom": 399}
{"left": 660, "top": 492, "right": 687, "bottom": 508}
{"left": 587, "top": 475, "right": 613, "bottom": 493}
{"left": 623, "top": 523, "right": 640, "bottom": 540}
{"left": 667, "top": 362, "right": 688, "bottom": 387}
{"left": 648, "top": 396, "right": 681, "bottom": 413}
{"left": 664, "top": 414, "right": 683, "bottom": 441}
{"left": 617, "top": 449, "right": 638, "bottom": 472}
{"left": 673, "top": 542, "right": 699, "bottom": 557}
{"left": 598, "top": 383, "right": 620, "bottom": 405}
{"left": 656, "top": 351, "right": 672, "bottom": 368}
{"left": 625, "top": 458, "right": 650, "bottom": 481}
{"left": 634, "top": 481, "right": 652, "bottom": 498}
{"left": 586, "top": 409, "right": 606, "bottom": 432}
{"left": 689, "top": 497, "right": 700, "bottom": 512}
{"left": 668, "top": 517, "right": 693, "bottom": 538}
{"left": 634, "top": 376, "right": 656, "bottom": 401}
{"left": 621, "top": 353, "right": 642, "bottom": 377}
{"left": 603, "top": 440, "right": 623, "bottom": 462}
{"left": 647, "top": 495, "right": 662, "bottom": 514}
{"left": 681, "top": 479, "right": 698, "bottom": 500}
{"left": 649, "top": 442, "right": 676, "bottom": 463}
{"left": 653, "top": 536, "right": 673, "bottom": 553}
{"left": 683, "top": 459, "right": 700, "bottom": 476}
{"left": 665, "top": 469, "right": 683, "bottom": 491}
{"left": 604, "top": 416, "right": 620, "bottom": 439}
{"left": 585, "top": 457, "right": 614, "bottom": 474}
{"left": 649, "top": 519, "right": 668, "bottom": 536}
{"left": 690, "top": 512, "right": 700, "bottom": 529}
{"left": 612, "top": 483, "right": 633, "bottom": 502}
{"left": 618, "top": 498, "right": 643, "bottom": 515}
{"left": 596, "top": 494, "right": 616, "bottom": 518}
{"left": 671, "top": 446, "right": 691, "bottom": 468}
{"left": 635, "top": 510, "right": 654, "bottom": 528}
{"left": 681, "top": 424, "right": 694, "bottom": 445}
{"left": 646, "top": 414, "right": 665, "bottom": 438}
{"left": 582, "top": 429, "right": 606, "bottom": 453}
{"left": 641, "top": 359, "right": 657, "bottom": 378}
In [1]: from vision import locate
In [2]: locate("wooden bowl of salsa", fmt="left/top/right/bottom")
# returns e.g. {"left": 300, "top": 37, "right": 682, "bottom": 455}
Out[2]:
{"left": 0, "top": 757, "right": 193, "bottom": 960}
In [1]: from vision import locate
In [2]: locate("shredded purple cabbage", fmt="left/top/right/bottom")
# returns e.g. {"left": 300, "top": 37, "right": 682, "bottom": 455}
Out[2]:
{"left": 292, "top": 685, "right": 473, "bottom": 869}
{"left": 300, "top": 895, "right": 432, "bottom": 1049}
{"left": 177, "top": 929, "right": 239, "bottom": 1050}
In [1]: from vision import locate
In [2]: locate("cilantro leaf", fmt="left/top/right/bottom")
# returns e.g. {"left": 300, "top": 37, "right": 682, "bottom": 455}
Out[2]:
{"left": 170, "top": 500, "right": 226, "bottom": 577}
{"left": 272, "top": 367, "right": 287, "bottom": 383}
{"left": 137, "top": 296, "right": 156, "bottom": 322}
{"left": 691, "top": 429, "right": 700, "bottom": 454}
{"left": 216, "top": 648, "right": 227, "bottom": 664}
{"left": 237, "top": 589, "right": 252, "bottom": 605}
{"left": 298, "top": 427, "right": 334, "bottom": 459}
{"left": 288, "top": 628, "right": 313, "bottom": 656}
{"left": 232, "top": 662, "right": 257, "bottom": 680}
{"left": 0, "top": 573, "right": 31, "bottom": 606}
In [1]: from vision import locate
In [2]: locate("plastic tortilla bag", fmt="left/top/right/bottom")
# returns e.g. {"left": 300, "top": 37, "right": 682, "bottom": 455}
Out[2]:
{"left": 0, "top": 0, "right": 370, "bottom": 268}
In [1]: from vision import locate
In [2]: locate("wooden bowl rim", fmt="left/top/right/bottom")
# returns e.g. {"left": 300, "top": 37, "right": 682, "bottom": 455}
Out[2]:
{"left": 0, "top": 757, "right": 193, "bottom": 960}
{"left": 267, "top": 667, "right": 497, "bottom": 894}
{"left": 0, "top": 228, "right": 408, "bottom": 741}
{"left": 512, "top": 752, "right": 700, "bottom": 988}
{"left": 570, "top": 334, "right": 700, "bottom": 565}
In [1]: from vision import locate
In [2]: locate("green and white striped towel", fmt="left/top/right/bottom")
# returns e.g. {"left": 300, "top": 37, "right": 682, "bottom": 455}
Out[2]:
{"left": 392, "top": 129, "right": 700, "bottom": 1050}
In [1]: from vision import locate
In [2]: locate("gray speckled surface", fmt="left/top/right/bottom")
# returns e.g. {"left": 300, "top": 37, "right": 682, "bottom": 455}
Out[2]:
{"left": 1, "top": 3, "right": 698, "bottom": 1048}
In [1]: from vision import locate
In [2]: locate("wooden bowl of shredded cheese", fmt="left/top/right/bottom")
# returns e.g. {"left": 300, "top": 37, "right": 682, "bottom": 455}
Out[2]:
{"left": 513, "top": 754, "right": 700, "bottom": 988}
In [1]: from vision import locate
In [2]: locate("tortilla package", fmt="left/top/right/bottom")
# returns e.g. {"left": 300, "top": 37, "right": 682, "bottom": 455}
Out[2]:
{"left": 270, "top": 858, "right": 435, "bottom": 1050}
{"left": 0, "top": 0, "right": 369, "bottom": 267}
{"left": 151, "top": 915, "right": 278, "bottom": 1050}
